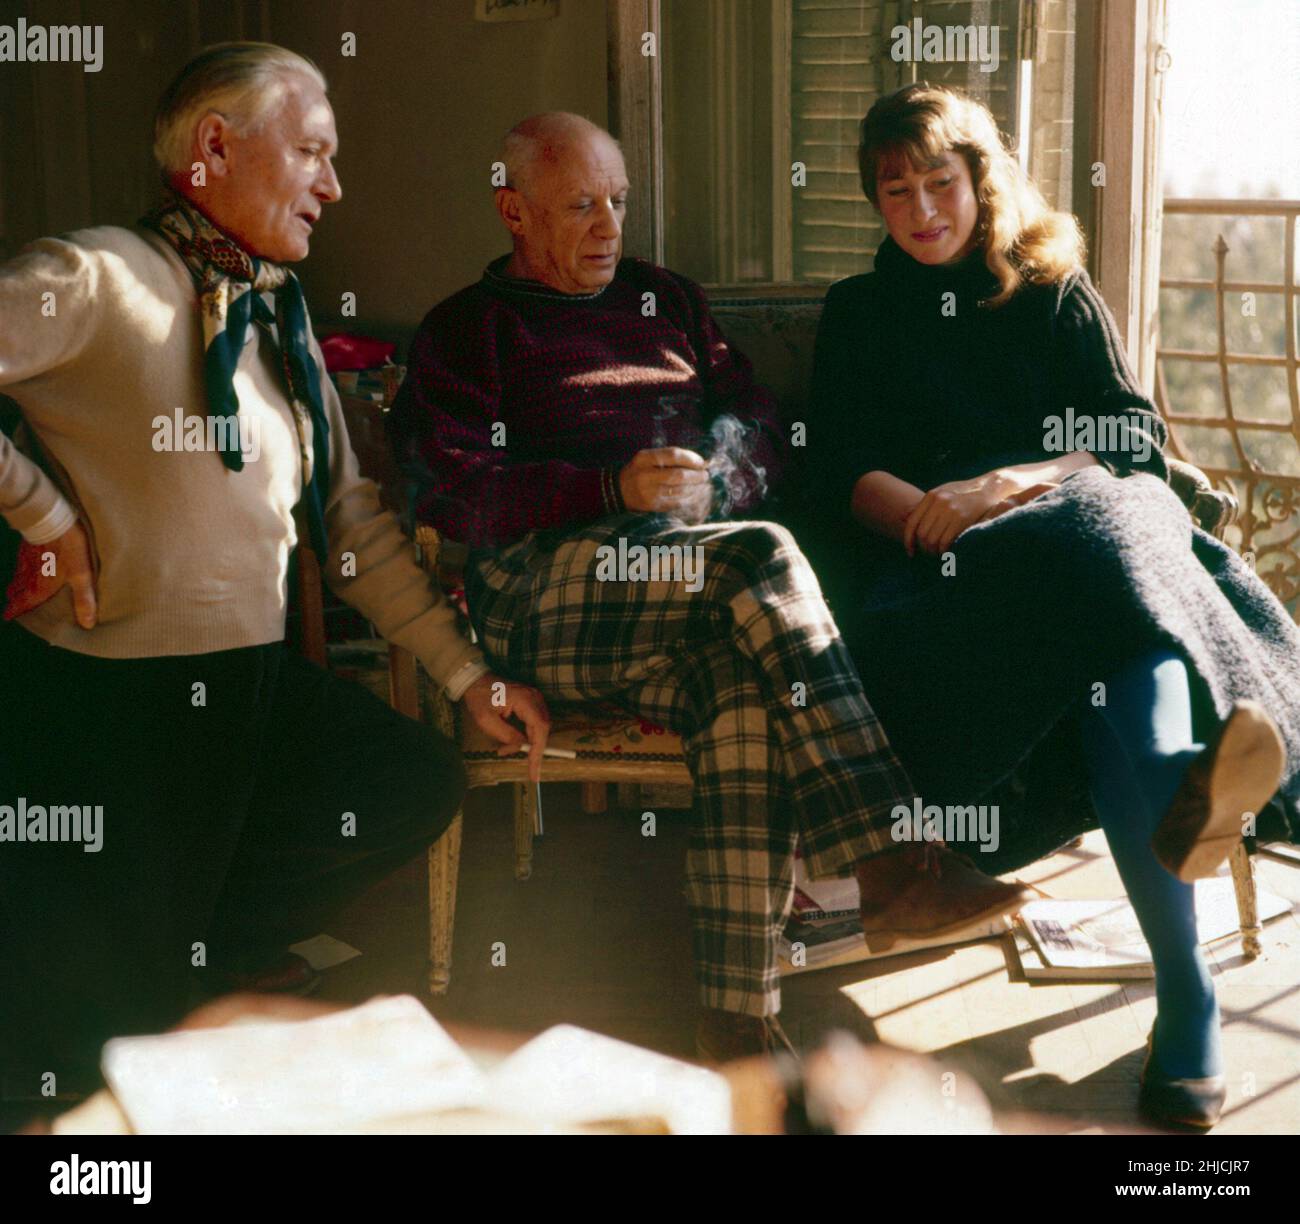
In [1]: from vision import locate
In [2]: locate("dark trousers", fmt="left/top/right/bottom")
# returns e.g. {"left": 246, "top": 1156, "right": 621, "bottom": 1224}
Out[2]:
{"left": 0, "top": 621, "right": 465, "bottom": 1094}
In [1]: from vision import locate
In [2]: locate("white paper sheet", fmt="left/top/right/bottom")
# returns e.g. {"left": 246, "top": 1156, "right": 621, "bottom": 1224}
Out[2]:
{"left": 798, "top": 875, "right": 862, "bottom": 913}
{"left": 287, "top": 933, "right": 362, "bottom": 970}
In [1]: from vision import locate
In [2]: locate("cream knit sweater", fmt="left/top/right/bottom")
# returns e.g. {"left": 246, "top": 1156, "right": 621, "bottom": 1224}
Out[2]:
{"left": 0, "top": 224, "right": 486, "bottom": 696}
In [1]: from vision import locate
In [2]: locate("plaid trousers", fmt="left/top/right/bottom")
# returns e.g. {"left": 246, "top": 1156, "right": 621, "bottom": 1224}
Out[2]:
{"left": 466, "top": 513, "right": 915, "bottom": 1016}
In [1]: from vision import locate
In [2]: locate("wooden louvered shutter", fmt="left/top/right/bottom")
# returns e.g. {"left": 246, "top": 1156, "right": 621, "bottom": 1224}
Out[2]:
{"left": 791, "top": 0, "right": 1026, "bottom": 283}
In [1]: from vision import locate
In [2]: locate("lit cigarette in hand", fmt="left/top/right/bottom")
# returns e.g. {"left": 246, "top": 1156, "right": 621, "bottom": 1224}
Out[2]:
{"left": 515, "top": 743, "right": 578, "bottom": 759}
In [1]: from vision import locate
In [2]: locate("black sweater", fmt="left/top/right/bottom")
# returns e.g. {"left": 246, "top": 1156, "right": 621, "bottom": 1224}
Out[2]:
{"left": 793, "top": 238, "right": 1300, "bottom": 862}
{"left": 806, "top": 235, "right": 1169, "bottom": 520}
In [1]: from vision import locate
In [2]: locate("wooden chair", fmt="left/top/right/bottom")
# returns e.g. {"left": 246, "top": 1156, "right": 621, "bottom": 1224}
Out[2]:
{"left": 327, "top": 390, "right": 693, "bottom": 994}
{"left": 392, "top": 524, "right": 692, "bottom": 993}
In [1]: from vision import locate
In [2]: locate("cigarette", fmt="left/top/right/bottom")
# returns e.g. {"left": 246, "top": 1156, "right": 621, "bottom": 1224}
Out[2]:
{"left": 517, "top": 743, "right": 578, "bottom": 759}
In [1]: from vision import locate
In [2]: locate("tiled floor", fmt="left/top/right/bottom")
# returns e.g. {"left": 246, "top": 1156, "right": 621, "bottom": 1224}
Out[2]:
{"left": 321, "top": 783, "right": 1300, "bottom": 1134}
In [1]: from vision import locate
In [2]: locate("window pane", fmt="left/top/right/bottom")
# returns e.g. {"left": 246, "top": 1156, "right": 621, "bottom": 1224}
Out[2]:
{"left": 1026, "top": 0, "right": 1076, "bottom": 214}
{"left": 661, "top": 0, "right": 1073, "bottom": 286}
{"left": 660, "top": 0, "right": 779, "bottom": 283}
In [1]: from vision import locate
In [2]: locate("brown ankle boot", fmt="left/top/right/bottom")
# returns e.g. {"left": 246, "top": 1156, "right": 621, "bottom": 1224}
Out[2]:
{"left": 856, "top": 844, "right": 1031, "bottom": 953}
{"left": 695, "top": 1008, "right": 799, "bottom": 1064}
{"left": 1152, "top": 700, "right": 1285, "bottom": 882}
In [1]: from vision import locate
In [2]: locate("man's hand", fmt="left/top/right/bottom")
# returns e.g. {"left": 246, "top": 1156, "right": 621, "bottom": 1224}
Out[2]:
{"left": 902, "top": 469, "right": 1056, "bottom": 557}
{"left": 460, "top": 672, "right": 552, "bottom": 783}
{"left": 3, "top": 520, "right": 97, "bottom": 627}
{"left": 619, "top": 447, "right": 713, "bottom": 522}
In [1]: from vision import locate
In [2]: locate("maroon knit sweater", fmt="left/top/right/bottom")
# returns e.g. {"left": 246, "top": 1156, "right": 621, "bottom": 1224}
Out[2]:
{"left": 387, "top": 255, "right": 786, "bottom": 549}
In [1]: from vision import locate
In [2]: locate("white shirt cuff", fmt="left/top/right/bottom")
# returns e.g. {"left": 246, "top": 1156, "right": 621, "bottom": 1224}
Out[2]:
{"left": 444, "top": 658, "right": 490, "bottom": 702}
{"left": 21, "top": 498, "right": 78, "bottom": 546}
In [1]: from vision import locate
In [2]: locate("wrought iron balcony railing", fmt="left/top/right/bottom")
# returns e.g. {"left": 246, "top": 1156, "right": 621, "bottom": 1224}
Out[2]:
{"left": 1156, "top": 198, "right": 1300, "bottom": 620}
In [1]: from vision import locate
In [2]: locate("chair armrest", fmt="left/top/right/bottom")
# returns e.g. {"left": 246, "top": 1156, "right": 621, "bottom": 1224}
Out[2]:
{"left": 422, "top": 663, "right": 459, "bottom": 741}
{"left": 1166, "top": 457, "right": 1238, "bottom": 538}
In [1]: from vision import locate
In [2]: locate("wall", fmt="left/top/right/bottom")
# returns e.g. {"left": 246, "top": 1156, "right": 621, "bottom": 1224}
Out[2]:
{"left": 0, "top": 0, "right": 609, "bottom": 340}
{"left": 266, "top": 0, "right": 607, "bottom": 332}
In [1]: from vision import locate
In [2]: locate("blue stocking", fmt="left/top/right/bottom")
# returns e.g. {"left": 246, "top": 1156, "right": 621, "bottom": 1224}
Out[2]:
{"left": 1080, "top": 647, "right": 1221, "bottom": 1080}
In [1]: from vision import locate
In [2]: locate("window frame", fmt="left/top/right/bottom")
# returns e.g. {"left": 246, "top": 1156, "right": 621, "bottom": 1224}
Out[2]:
{"left": 608, "top": 0, "right": 1165, "bottom": 377}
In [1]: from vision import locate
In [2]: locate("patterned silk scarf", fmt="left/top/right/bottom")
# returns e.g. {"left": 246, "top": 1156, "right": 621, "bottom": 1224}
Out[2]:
{"left": 140, "top": 189, "right": 330, "bottom": 559}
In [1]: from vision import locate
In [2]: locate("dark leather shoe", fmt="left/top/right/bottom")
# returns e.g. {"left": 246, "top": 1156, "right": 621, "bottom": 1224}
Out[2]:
{"left": 1138, "top": 1030, "right": 1225, "bottom": 1131}
{"left": 1152, "top": 700, "right": 1285, "bottom": 882}
{"left": 695, "top": 1009, "right": 799, "bottom": 1064}
{"left": 857, "top": 844, "right": 1031, "bottom": 953}
{"left": 221, "top": 952, "right": 321, "bottom": 997}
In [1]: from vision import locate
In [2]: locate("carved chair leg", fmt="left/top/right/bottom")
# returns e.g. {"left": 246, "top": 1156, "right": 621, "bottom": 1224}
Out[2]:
{"left": 514, "top": 784, "right": 535, "bottom": 881}
{"left": 1229, "top": 841, "right": 1262, "bottom": 960}
{"left": 581, "top": 782, "right": 608, "bottom": 814}
{"left": 428, "top": 811, "right": 463, "bottom": 994}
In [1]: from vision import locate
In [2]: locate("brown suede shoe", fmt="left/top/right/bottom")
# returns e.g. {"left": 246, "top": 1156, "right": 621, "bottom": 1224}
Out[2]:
{"left": 695, "top": 1008, "right": 799, "bottom": 1064}
{"left": 856, "top": 844, "right": 1031, "bottom": 954}
{"left": 1152, "top": 700, "right": 1286, "bottom": 883}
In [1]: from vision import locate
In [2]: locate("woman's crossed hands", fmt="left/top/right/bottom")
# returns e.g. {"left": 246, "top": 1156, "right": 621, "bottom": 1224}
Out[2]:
{"left": 902, "top": 469, "right": 1057, "bottom": 557}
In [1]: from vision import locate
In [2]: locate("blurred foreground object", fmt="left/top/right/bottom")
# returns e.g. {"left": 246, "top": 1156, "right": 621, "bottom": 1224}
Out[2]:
{"left": 53, "top": 995, "right": 729, "bottom": 1135}
{"left": 44, "top": 994, "right": 1017, "bottom": 1136}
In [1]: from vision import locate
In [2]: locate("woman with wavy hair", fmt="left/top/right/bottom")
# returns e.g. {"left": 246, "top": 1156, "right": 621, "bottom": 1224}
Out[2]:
{"left": 805, "top": 82, "right": 1300, "bottom": 1129}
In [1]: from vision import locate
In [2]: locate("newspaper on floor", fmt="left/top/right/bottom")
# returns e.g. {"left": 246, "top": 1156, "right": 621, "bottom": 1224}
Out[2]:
{"left": 1015, "top": 876, "right": 1292, "bottom": 980}
{"left": 780, "top": 914, "right": 1010, "bottom": 973}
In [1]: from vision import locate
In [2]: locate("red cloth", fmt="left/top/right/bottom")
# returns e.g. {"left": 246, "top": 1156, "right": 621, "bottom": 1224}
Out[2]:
{"left": 318, "top": 332, "right": 396, "bottom": 372}
{"left": 387, "top": 257, "right": 785, "bottom": 548}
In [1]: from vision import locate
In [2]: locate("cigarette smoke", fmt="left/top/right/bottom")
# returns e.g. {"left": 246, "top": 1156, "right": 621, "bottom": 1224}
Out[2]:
{"left": 653, "top": 396, "right": 768, "bottom": 516}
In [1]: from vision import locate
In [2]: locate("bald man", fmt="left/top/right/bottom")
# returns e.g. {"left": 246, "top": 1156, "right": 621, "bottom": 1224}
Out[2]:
{"left": 388, "top": 113, "right": 1031, "bottom": 1061}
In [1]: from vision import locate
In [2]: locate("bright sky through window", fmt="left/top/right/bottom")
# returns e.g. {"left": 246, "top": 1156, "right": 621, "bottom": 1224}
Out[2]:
{"left": 1161, "top": 0, "right": 1300, "bottom": 198}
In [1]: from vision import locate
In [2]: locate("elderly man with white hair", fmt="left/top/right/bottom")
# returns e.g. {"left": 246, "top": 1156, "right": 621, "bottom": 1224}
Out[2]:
{"left": 0, "top": 41, "right": 549, "bottom": 1096}
{"left": 389, "top": 112, "right": 1033, "bottom": 1062}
